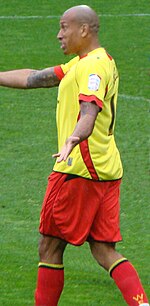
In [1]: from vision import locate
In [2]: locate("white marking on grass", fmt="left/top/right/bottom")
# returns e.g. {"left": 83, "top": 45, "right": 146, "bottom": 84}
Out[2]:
{"left": 119, "top": 94, "right": 150, "bottom": 103}
{"left": 0, "top": 16, "right": 59, "bottom": 19}
{"left": 0, "top": 13, "right": 150, "bottom": 19}
{"left": 99, "top": 13, "right": 150, "bottom": 17}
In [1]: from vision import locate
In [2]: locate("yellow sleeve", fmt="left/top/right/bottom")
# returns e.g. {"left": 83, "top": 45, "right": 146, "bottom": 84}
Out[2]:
{"left": 76, "top": 57, "right": 109, "bottom": 104}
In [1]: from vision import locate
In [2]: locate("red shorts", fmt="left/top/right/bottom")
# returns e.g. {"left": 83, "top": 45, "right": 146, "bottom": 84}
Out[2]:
{"left": 39, "top": 172, "right": 122, "bottom": 245}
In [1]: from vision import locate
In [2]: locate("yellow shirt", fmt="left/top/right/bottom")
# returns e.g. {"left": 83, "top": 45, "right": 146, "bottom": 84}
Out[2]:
{"left": 53, "top": 48, "right": 123, "bottom": 181}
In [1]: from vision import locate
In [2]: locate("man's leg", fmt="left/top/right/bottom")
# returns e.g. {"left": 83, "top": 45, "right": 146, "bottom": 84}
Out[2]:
{"left": 89, "top": 241, "right": 149, "bottom": 306}
{"left": 35, "top": 235, "right": 67, "bottom": 306}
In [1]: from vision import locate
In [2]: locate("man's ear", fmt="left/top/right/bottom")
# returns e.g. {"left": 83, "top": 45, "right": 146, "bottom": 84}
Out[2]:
{"left": 80, "top": 23, "right": 89, "bottom": 38}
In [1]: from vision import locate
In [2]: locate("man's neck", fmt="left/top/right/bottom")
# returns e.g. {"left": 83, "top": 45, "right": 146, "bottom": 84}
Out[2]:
{"left": 77, "top": 42, "right": 101, "bottom": 58}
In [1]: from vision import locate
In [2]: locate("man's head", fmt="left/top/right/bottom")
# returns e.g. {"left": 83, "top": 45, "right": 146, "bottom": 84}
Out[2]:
{"left": 57, "top": 5, "right": 100, "bottom": 56}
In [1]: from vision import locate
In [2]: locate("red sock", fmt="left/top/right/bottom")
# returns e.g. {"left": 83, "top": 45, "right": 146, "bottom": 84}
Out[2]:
{"left": 35, "top": 262, "right": 64, "bottom": 306}
{"left": 109, "top": 258, "right": 149, "bottom": 305}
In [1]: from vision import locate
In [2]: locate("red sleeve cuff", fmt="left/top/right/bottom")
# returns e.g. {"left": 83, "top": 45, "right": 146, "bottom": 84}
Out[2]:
{"left": 79, "top": 94, "right": 103, "bottom": 109}
{"left": 54, "top": 66, "right": 65, "bottom": 80}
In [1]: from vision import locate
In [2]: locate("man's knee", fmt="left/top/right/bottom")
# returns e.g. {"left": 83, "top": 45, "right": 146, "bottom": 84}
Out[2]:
{"left": 38, "top": 235, "right": 67, "bottom": 263}
{"left": 90, "top": 240, "right": 115, "bottom": 255}
{"left": 89, "top": 241, "right": 122, "bottom": 270}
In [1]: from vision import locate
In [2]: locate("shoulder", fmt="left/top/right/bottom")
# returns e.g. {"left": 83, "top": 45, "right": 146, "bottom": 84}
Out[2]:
{"left": 60, "top": 56, "right": 79, "bottom": 74}
{"left": 76, "top": 53, "right": 108, "bottom": 77}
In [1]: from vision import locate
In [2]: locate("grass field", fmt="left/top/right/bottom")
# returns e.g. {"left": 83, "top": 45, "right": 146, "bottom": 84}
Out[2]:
{"left": 0, "top": 0, "right": 149, "bottom": 305}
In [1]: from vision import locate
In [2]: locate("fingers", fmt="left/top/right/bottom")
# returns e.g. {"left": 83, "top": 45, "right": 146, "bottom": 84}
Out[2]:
{"left": 52, "top": 145, "right": 71, "bottom": 163}
{"left": 57, "top": 155, "right": 66, "bottom": 163}
{"left": 52, "top": 152, "right": 67, "bottom": 163}
{"left": 52, "top": 149, "right": 68, "bottom": 162}
{"left": 52, "top": 153, "right": 60, "bottom": 158}
{"left": 52, "top": 136, "right": 80, "bottom": 163}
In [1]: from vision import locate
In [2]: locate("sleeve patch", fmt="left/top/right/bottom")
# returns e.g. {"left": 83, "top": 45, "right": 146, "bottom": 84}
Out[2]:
{"left": 88, "top": 74, "right": 101, "bottom": 91}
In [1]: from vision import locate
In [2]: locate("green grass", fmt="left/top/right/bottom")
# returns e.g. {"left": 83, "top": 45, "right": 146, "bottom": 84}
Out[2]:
{"left": 0, "top": 0, "right": 150, "bottom": 305}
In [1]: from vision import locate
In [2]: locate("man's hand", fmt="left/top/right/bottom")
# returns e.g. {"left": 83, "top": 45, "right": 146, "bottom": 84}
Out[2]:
{"left": 52, "top": 101, "right": 100, "bottom": 163}
{"left": 52, "top": 136, "right": 80, "bottom": 162}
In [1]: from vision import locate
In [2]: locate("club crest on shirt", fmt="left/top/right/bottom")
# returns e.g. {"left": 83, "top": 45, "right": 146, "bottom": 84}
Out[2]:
{"left": 88, "top": 74, "right": 101, "bottom": 91}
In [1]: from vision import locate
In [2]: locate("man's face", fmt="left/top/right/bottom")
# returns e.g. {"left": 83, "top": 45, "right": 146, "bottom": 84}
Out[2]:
{"left": 57, "top": 12, "right": 83, "bottom": 55}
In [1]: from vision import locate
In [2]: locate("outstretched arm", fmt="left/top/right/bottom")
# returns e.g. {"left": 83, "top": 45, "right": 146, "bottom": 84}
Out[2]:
{"left": 0, "top": 67, "right": 60, "bottom": 89}
{"left": 53, "top": 101, "right": 100, "bottom": 162}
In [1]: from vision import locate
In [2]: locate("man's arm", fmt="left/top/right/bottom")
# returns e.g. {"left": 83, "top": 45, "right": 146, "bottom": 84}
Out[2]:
{"left": 53, "top": 101, "right": 100, "bottom": 162}
{"left": 0, "top": 67, "right": 60, "bottom": 89}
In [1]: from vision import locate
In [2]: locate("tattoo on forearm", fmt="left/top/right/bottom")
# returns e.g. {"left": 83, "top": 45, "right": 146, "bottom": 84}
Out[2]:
{"left": 27, "top": 68, "right": 60, "bottom": 88}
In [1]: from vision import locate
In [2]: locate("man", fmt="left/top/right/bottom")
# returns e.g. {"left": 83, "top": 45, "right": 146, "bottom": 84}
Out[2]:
{"left": 0, "top": 5, "right": 149, "bottom": 306}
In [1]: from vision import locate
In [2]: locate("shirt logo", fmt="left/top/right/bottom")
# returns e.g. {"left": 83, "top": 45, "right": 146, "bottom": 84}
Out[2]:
{"left": 88, "top": 74, "right": 101, "bottom": 91}
{"left": 67, "top": 157, "right": 73, "bottom": 166}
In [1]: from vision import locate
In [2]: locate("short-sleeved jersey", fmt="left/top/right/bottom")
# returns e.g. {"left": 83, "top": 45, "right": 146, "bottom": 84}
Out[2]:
{"left": 53, "top": 48, "right": 123, "bottom": 181}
